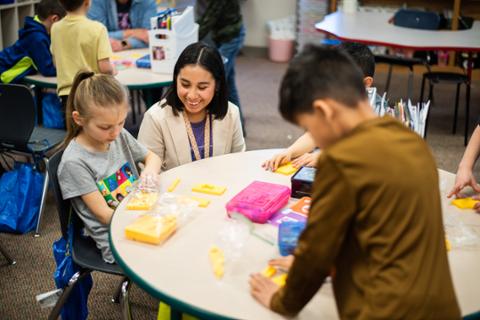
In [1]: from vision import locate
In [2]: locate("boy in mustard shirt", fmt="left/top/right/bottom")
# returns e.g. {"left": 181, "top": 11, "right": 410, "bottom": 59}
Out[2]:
{"left": 249, "top": 45, "right": 460, "bottom": 319}
{"left": 51, "top": 0, "right": 116, "bottom": 108}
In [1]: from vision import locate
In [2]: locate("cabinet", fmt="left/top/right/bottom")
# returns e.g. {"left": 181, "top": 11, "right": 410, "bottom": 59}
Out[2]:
{"left": 296, "top": 0, "right": 329, "bottom": 51}
{"left": 0, "top": 0, "right": 39, "bottom": 50}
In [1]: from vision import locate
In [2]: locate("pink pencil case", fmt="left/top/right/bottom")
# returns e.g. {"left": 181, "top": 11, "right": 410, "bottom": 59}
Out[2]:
{"left": 226, "top": 181, "right": 291, "bottom": 223}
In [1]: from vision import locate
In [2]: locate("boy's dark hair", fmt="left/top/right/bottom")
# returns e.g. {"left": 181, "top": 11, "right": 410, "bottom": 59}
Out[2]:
{"left": 58, "top": 0, "right": 84, "bottom": 13}
{"left": 279, "top": 45, "right": 367, "bottom": 124}
{"left": 162, "top": 42, "right": 228, "bottom": 120}
{"left": 37, "top": 0, "right": 67, "bottom": 20}
{"left": 338, "top": 42, "right": 375, "bottom": 78}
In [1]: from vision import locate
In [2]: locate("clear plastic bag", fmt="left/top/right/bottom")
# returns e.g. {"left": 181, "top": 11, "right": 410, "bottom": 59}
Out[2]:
{"left": 443, "top": 210, "right": 480, "bottom": 249}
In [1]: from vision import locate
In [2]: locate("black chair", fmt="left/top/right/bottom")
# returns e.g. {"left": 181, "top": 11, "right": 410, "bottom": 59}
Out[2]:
{"left": 46, "top": 151, "right": 132, "bottom": 320}
{"left": 374, "top": 54, "right": 426, "bottom": 98}
{"left": 420, "top": 71, "right": 471, "bottom": 146}
{"left": 0, "top": 84, "right": 65, "bottom": 236}
{"left": 0, "top": 241, "right": 15, "bottom": 265}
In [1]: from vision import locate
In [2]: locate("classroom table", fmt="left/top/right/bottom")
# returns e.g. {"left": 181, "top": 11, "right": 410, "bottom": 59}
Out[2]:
{"left": 23, "top": 49, "right": 172, "bottom": 123}
{"left": 314, "top": 11, "right": 480, "bottom": 79}
{"left": 109, "top": 149, "right": 480, "bottom": 319}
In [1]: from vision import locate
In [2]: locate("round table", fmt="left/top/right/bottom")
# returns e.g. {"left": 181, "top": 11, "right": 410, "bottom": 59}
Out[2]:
{"left": 23, "top": 49, "right": 172, "bottom": 90}
{"left": 109, "top": 149, "right": 480, "bottom": 319}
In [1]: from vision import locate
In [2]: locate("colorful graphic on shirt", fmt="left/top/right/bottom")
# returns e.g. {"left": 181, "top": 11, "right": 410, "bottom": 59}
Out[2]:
{"left": 96, "top": 162, "right": 137, "bottom": 208}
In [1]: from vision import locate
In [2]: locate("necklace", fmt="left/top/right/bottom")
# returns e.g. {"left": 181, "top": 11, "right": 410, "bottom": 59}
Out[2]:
{"left": 183, "top": 111, "right": 211, "bottom": 161}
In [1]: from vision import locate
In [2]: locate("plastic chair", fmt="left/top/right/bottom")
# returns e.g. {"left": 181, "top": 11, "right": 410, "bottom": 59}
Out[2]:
{"left": 46, "top": 151, "right": 132, "bottom": 320}
{"left": 0, "top": 241, "right": 15, "bottom": 265}
{"left": 420, "top": 71, "right": 471, "bottom": 146}
{"left": 0, "top": 84, "right": 65, "bottom": 236}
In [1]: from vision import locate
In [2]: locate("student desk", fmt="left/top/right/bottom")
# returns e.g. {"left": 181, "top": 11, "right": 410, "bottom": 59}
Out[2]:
{"left": 314, "top": 11, "right": 480, "bottom": 79}
{"left": 23, "top": 49, "right": 172, "bottom": 123}
{"left": 109, "top": 149, "right": 480, "bottom": 319}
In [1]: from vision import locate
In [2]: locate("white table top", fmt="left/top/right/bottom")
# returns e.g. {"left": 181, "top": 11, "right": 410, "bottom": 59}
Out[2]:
{"left": 23, "top": 49, "right": 172, "bottom": 90}
{"left": 315, "top": 11, "right": 480, "bottom": 52}
{"left": 110, "top": 149, "right": 480, "bottom": 319}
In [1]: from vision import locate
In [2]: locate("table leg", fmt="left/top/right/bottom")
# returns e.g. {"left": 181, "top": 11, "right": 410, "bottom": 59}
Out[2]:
{"left": 170, "top": 308, "right": 182, "bottom": 320}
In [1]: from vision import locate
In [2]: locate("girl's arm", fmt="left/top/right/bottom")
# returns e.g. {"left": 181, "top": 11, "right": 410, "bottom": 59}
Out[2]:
{"left": 98, "top": 58, "right": 117, "bottom": 75}
{"left": 262, "top": 133, "right": 316, "bottom": 171}
{"left": 81, "top": 191, "right": 114, "bottom": 225}
{"left": 141, "top": 150, "right": 162, "bottom": 177}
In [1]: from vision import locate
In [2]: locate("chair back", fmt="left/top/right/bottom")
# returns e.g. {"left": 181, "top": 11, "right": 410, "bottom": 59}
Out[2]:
{"left": 0, "top": 84, "right": 36, "bottom": 151}
{"left": 47, "top": 150, "right": 71, "bottom": 240}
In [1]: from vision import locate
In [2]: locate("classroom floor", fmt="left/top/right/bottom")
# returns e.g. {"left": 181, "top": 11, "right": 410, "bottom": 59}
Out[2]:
{"left": 0, "top": 53, "right": 478, "bottom": 319}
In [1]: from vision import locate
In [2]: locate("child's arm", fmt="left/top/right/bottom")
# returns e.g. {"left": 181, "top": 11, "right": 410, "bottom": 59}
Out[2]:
{"left": 448, "top": 125, "right": 480, "bottom": 198}
{"left": 140, "top": 150, "right": 162, "bottom": 178}
{"left": 98, "top": 58, "right": 117, "bottom": 75}
{"left": 262, "top": 133, "right": 315, "bottom": 171}
{"left": 291, "top": 150, "right": 321, "bottom": 168}
{"left": 81, "top": 190, "right": 114, "bottom": 225}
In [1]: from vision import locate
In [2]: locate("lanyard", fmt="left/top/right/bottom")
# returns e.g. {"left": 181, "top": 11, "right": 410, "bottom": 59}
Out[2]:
{"left": 183, "top": 111, "right": 211, "bottom": 161}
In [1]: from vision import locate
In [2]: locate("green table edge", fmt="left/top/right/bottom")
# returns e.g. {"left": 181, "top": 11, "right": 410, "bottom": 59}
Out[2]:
{"left": 22, "top": 77, "right": 57, "bottom": 89}
{"left": 109, "top": 225, "right": 234, "bottom": 320}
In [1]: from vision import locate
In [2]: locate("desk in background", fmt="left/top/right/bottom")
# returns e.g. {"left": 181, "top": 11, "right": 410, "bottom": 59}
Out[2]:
{"left": 23, "top": 49, "right": 172, "bottom": 124}
{"left": 110, "top": 149, "right": 480, "bottom": 319}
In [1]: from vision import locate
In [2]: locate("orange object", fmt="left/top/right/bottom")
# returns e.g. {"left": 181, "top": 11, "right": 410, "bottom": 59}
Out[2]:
{"left": 290, "top": 197, "right": 311, "bottom": 216}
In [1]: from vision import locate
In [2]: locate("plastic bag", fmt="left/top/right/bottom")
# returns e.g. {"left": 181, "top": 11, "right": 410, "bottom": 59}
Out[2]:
{"left": 53, "top": 224, "right": 93, "bottom": 320}
{"left": 0, "top": 162, "right": 44, "bottom": 233}
{"left": 42, "top": 92, "right": 65, "bottom": 129}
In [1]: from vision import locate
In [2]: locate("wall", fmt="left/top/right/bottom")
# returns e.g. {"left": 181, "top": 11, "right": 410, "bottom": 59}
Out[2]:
{"left": 241, "top": 0, "right": 297, "bottom": 48}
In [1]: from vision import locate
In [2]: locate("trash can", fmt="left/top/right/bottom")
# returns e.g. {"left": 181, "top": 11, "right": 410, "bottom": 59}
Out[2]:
{"left": 268, "top": 38, "right": 294, "bottom": 63}
{"left": 267, "top": 16, "right": 295, "bottom": 63}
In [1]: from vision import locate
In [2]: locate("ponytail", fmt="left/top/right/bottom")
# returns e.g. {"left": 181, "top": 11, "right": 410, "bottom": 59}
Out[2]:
{"left": 60, "top": 70, "right": 129, "bottom": 149}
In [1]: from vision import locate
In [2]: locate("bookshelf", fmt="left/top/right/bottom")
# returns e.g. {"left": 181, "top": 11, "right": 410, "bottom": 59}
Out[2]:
{"left": 0, "top": 0, "right": 39, "bottom": 50}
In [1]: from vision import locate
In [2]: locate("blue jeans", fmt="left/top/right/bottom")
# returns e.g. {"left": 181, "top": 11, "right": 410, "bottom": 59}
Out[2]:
{"left": 217, "top": 25, "right": 246, "bottom": 125}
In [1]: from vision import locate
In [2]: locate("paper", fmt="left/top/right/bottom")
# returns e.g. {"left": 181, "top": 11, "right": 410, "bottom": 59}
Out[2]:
{"left": 275, "top": 162, "right": 298, "bottom": 175}
{"left": 192, "top": 183, "right": 226, "bottom": 195}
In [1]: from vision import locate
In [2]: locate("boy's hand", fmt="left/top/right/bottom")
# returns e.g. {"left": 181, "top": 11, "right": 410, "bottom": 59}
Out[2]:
{"left": 269, "top": 255, "right": 294, "bottom": 271}
{"left": 447, "top": 167, "right": 480, "bottom": 198}
{"left": 292, "top": 152, "right": 320, "bottom": 168}
{"left": 262, "top": 151, "right": 292, "bottom": 171}
{"left": 249, "top": 273, "right": 280, "bottom": 308}
{"left": 110, "top": 38, "right": 123, "bottom": 52}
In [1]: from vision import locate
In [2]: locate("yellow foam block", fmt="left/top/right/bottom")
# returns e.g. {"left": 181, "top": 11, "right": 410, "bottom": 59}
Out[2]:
{"left": 446, "top": 238, "right": 451, "bottom": 252}
{"left": 261, "top": 266, "right": 277, "bottom": 278}
{"left": 192, "top": 184, "right": 226, "bottom": 196}
{"left": 126, "top": 192, "right": 159, "bottom": 210}
{"left": 272, "top": 274, "right": 287, "bottom": 287}
{"left": 167, "top": 178, "right": 180, "bottom": 192}
{"left": 209, "top": 246, "right": 225, "bottom": 279}
{"left": 451, "top": 197, "right": 479, "bottom": 210}
{"left": 125, "top": 215, "right": 176, "bottom": 245}
{"left": 275, "top": 163, "right": 297, "bottom": 175}
{"left": 189, "top": 196, "right": 210, "bottom": 208}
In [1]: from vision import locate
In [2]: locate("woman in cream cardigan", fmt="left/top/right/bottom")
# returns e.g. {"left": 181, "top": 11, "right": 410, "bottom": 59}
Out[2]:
{"left": 138, "top": 42, "right": 245, "bottom": 171}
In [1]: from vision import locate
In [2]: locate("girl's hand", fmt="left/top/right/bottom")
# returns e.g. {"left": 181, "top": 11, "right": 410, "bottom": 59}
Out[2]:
{"left": 447, "top": 167, "right": 480, "bottom": 198}
{"left": 138, "top": 173, "right": 159, "bottom": 191}
{"left": 249, "top": 273, "right": 280, "bottom": 309}
{"left": 269, "top": 255, "right": 294, "bottom": 272}
{"left": 291, "top": 152, "right": 320, "bottom": 168}
{"left": 262, "top": 152, "right": 292, "bottom": 172}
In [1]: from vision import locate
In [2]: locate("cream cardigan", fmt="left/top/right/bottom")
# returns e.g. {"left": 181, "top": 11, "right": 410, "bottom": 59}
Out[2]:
{"left": 138, "top": 101, "right": 246, "bottom": 171}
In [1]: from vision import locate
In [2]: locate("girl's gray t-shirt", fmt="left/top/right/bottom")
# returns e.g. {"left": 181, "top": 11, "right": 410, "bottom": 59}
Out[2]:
{"left": 58, "top": 129, "right": 148, "bottom": 263}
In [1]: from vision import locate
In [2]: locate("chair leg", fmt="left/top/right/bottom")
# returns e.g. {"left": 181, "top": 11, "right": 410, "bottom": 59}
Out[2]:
{"left": 35, "top": 158, "right": 50, "bottom": 237}
{"left": 407, "top": 67, "right": 414, "bottom": 99}
{"left": 453, "top": 83, "right": 461, "bottom": 135}
{"left": 385, "top": 64, "right": 393, "bottom": 93}
{"left": 465, "top": 81, "right": 471, "bottom": 146}
{"left": 428, "top": 82, "right": 434, "bottom": 103}
{"left": 112, "top": 276, "right": 128, "bottom": 303}
{"left": 0, "top": 243, "right": 15, "bottom": 265}
{"left": 420, "top": 74, "right": 426, "bottom": 102}
{"left": 120, "top": 279, "right": 133, "bottom": 320}
{"left": 48, "top": 270, "right": 91, "bottom": 320}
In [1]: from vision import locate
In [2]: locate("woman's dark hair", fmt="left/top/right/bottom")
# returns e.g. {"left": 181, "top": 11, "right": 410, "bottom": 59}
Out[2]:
{"left": 279, "top": 45, "right": 367, "bottom": 124}
{"left": 162, "top": 42, "right": 228, "bottom": 119}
